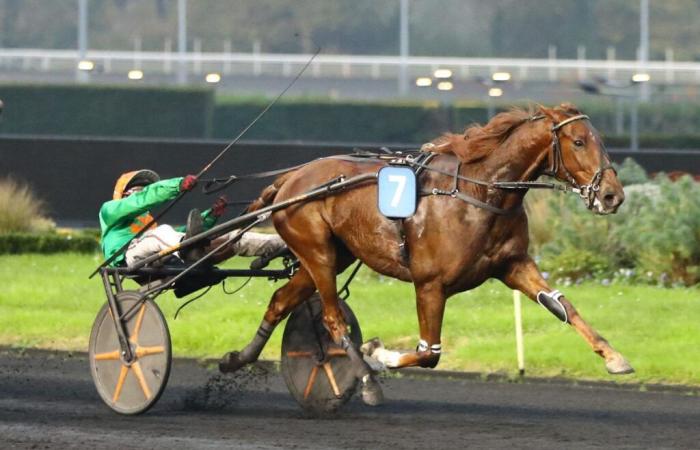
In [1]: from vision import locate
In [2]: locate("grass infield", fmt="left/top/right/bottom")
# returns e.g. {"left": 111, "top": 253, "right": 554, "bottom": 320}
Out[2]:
{"left": 1, "top": 253, "right": 699, "bottom": 386}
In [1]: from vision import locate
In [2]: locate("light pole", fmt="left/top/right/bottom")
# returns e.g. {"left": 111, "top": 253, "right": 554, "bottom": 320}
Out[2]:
{"left": 77, "top": 0, "right": 89, "bottom": 83}
{"left": 177, "top": 0, "right": 188, "bottom": 85}
{"left": 639, "top": 0, "right": 650, "bottom": 102}
{"left": 398, "top": 0, "right": 410, "bottom": 96}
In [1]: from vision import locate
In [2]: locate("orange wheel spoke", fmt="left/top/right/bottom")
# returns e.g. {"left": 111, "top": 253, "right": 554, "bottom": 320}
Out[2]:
{"left": 94, "top": 350, "right": 121, "bottom": 361}
{"left": 131, "top": 361, "right": 152, "bottom": 400}
{"left": 303, "top": 366, "right": 319, "bottom": 400}
{"left": 322, "top": 362, "right": 341, "bottom": 398}
{"left": 136, "top": 345, "right": 165, "bottom": 358}
{"left": 130, "top": 304, "right": 147, "bottom": 344}
{"left": 112, "top": 364, "right": 129, "bottom": 403}
{"left": 286, "top": 351, "right": 314, "bottom": 358}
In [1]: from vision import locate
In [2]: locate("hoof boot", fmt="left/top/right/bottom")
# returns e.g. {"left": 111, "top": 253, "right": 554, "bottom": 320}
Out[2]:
{"left": 219, "top": 351, "right": 246, "bottom": 374}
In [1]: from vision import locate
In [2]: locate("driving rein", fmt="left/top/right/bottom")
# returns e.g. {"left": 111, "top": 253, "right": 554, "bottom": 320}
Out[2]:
{"left": 201, "top": 114, "right": 615, "bottom": 216}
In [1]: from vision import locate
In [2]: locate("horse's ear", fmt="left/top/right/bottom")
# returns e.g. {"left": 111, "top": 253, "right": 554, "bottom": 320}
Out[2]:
{"left": 446, "top": 134, "right": 471, "bottom": 160}
{"left": 538, "top": 104, "right": 556, "bottom": 120}
{"left": 421, "top": 134, "right": 453, "bottom": 153}
{"left": 557, "top": 102, "right": 582, "bottom": 115}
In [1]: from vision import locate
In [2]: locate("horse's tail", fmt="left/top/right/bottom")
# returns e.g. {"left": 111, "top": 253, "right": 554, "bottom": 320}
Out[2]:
{"left": 247, "top": 171, "right": 296, "bottom": 213}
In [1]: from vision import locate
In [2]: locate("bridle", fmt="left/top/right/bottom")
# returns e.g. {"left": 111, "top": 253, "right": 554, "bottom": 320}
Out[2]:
{"left": 540, "top": 114, "right": 617, "bottom": 210}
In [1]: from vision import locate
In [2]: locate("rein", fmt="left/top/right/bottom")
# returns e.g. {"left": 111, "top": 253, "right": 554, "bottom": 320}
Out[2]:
{"left": 199, "top": 113, "right": 614, "bottom": 219}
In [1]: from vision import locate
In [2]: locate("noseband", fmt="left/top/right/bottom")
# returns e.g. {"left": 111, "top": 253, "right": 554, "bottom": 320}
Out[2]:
{"left": 542, "top": 114, "right": 617, "bottom": 210}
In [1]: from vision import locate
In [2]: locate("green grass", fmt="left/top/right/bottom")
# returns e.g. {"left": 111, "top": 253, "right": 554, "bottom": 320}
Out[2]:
{"left": 1, "top": 253, "right": 699, "bottom": 385}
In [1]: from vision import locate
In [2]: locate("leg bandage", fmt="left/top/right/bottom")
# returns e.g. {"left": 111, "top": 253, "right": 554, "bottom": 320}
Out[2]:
{"left": 536, "top": 289, "right": 569, "bottom": 323}
{"left": 417, "top": 339, "right": 442, "bottom": 354}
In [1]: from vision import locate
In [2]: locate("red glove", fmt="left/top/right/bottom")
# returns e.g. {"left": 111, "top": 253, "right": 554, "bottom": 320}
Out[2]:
{"left": 211, "top": 195, "right": 228, "bottom": 218}
{"left": 180, "top": 174, "right": 198, "bottom": 192}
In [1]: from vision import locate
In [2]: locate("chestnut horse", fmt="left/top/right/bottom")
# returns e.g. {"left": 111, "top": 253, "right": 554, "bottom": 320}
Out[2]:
{"left": 219, "top": 103, "right": 633, "bottom": 405}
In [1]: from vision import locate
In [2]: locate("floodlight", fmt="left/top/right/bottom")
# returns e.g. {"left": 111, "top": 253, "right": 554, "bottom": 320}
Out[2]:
{"left": 492, "top": 72, "right": 511, "bottom": 82}
{"left": 437, "top": 81, "right": 454, "bottom": 91}
{"left": 488, "top": 87, "right": 503, "bottom": 97}
{"left": 434, "top": 69, "right": 453, "bottom": 79}
{"left": 77, "top": 60, "right": 95, "bottom": 71}
{"left": 205, "top": 73, "right": 221, "bottom": 84}
{"left": 631, "top": 73, "right": 650, "bottom": 83}
{"left": 415, "top": 77, "right": 433, "bottom": 87}
{"left": 127, "top": 69, "right": 144, "bottom": 80}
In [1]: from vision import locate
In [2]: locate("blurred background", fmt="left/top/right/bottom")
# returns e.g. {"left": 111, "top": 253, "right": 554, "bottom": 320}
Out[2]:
{"left": 1, "top": 1, "right": 699, "bottom": 234}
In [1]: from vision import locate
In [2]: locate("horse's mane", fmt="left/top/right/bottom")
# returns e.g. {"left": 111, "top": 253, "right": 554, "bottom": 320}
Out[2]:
{"left": 422, "top": 103, "right": 583, "bottom": 163}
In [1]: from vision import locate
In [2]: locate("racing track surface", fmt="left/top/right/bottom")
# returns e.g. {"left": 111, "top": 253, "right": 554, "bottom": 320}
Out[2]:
{"left": 1, "top": 348, "right": 699, "bottom": 450}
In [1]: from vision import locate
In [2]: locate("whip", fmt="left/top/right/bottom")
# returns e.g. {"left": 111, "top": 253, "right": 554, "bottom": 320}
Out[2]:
{"left": 89, "top": 45, "right": 322, "bottom": 278}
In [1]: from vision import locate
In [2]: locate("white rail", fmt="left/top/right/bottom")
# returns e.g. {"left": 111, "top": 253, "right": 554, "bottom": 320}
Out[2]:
{"left": 1, "top": 48, "right": 699, "bottom": 84}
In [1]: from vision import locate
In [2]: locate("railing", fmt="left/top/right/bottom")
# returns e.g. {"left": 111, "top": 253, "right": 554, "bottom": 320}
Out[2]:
{"left": 1, "top": 48, "right": 699, "bottom": 85}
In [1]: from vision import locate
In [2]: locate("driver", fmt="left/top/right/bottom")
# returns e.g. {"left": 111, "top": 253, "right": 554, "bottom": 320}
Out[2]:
{"left": 99, "top": 169, "right": 286, "bottom": 268}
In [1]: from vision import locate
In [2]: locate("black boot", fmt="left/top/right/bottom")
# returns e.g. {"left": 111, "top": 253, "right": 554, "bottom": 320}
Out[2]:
{"left": 180, "top": 208, "right": 207, "bottom": 264}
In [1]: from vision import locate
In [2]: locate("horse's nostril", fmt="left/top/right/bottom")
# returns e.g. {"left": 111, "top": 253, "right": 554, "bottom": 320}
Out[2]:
{"left": 603, "top": 192, "right": 623, "bottom": 208}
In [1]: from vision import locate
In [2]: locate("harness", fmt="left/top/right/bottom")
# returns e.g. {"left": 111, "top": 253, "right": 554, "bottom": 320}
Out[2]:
{"left": 199, "top": 114, "right": 614, "bottom": 265}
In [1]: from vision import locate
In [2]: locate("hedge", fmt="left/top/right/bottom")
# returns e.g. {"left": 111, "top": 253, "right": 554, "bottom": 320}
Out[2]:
{"left": 213, "top": 98, "right": 449, "bottom": 143}
{"left": 0, "top": 233, "right": 99, "bottom": 255}
{"left": 0, "top": 83, "right": 214, "bottom": 138}
{"left": 2, "top": 84, "right": 700, "bottom": 147}
{"left": 213, "top": 98, "right": 700, "bottom": 146}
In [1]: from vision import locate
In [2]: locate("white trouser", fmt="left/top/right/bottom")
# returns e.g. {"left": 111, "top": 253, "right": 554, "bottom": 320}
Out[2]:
{"left": 125, "top": 224, "right": 184, "bottom": 267}
{"left": 223, "top": 230, "right": 286, "bottom": 257}
{"left": 124, "top": 225, "right": 286, "bottom": 268}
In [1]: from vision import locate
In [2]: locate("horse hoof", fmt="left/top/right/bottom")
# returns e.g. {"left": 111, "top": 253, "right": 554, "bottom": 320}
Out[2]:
{"left": 218, "top": 351, "right": 246, "bottom": 374}
{"left": 606, "top": 354, "right": 635, "bottom": 375}
{"left": 361, "top": 374, "right": 384, "bottom": 406}
{"left": 360, "top": 337, "right": 384, "bottom": 356}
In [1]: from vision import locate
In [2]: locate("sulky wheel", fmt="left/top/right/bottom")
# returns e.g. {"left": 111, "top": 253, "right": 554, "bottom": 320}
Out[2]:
{"left": 281, "top": 293, "right": 362, "bottom": 415}
{"left": 89, "top": 291, "right": 171, "bottom": 415}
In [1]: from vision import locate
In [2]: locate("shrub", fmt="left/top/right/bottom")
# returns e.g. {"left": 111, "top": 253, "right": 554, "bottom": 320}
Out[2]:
{"left": 0, "top": 177, "right": 55, "bottom": 233}
{"left": 534, "top": 168, "right": 700, "bottom": 286}
{"left": 615, "top": 175, "right": 700, "bottom": 285}
{"left": 615, "top": 157, "right": 649, "bottom": 185}
{"left": 0, "top": 232, "right": 98, "bottom": 254}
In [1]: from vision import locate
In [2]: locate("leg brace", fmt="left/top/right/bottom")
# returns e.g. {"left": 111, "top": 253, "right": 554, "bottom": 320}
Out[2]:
{"left": 537, "top": 289, "right": 569, "bottom": 323}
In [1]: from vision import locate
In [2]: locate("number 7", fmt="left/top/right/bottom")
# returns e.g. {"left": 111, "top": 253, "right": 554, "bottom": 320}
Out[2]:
{"left": 388, "top": 174, "right": 406, "bottom": 207}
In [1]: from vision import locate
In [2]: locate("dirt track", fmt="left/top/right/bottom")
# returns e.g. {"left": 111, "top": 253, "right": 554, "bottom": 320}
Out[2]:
{"left": 1, "top": 348, "right": 699, "bottom": 449}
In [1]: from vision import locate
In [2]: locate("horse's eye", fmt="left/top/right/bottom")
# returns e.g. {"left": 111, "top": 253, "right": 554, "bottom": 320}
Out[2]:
{"left": 574, "top": 139, "right": 584, "bottom": 147}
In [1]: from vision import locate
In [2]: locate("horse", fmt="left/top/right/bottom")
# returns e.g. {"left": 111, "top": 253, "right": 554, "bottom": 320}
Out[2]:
{"left": 219, "top": 103, "right": 633, "bottom": 405}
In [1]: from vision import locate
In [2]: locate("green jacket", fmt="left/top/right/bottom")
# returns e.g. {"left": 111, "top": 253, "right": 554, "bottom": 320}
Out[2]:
{"left": 99, "top": 177, "right": 216, "bottom": 265}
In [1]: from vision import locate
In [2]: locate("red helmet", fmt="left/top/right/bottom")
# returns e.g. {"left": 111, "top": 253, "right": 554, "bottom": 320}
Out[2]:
{"left": 112, "top": 169, "right": 160, "bottom": 200}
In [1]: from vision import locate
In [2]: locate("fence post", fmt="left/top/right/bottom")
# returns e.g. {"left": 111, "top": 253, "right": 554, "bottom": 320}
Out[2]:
{"left": 513, "top": 290, "right": 525, "bottom": 376}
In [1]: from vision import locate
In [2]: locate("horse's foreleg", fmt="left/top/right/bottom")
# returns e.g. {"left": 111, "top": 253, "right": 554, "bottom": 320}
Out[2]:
{"left": 219, "top": 267, "right": 316, "bottom": 373}
{"left": 363, "top": 281, "right": 446, "bottom": 370}
{"left": 502, "top": 257, "right": 634, "bottom": 375}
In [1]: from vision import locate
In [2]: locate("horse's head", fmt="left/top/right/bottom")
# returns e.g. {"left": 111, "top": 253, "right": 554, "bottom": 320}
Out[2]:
{"left": 540, "top": 104, "right": 624, "bottom": 215}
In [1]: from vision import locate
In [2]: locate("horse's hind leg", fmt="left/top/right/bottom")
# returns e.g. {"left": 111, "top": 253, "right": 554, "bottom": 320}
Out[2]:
{"left": 219, "top": 266, "right": 316, "bottom": 373}
{"left": 293, "top": 239, "right": 384, "bottom": 406}
{"left": 502, "top": 257, "right": 634, "bottom": 374}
